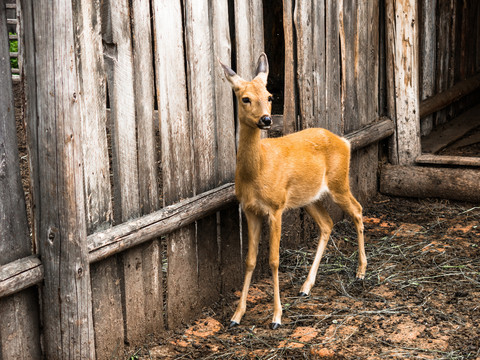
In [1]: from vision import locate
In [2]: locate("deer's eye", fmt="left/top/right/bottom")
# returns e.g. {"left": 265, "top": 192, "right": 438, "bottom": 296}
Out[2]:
{"left": 268, "top": 96, "right": 273, "bottom": 102}
{"left": 242, "top": 97, "right": 251, "bottom": 104}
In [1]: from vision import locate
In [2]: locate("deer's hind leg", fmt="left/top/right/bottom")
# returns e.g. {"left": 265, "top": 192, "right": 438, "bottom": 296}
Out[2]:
{"left": 299, "top": 202, "right": 334, "bottom": 296}
{"left": 330, "top": 190, "right": 367, "bottom": 279}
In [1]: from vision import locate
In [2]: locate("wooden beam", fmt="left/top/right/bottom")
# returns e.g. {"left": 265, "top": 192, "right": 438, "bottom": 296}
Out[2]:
{"left": 416, "top": 154, "right": 480, "bottom": 167}
{"left": 420, "top": 72, "right": 480, "bottom": 118}
{"left": 380, "top": 164, "right": 480, "bottom": 202}
{"left": 88, "top": 183, "right": 236, "bottom": 263}
{"left": 0, "top": 256, "right": 43, "bottom": 299}
{"left": 345, "top": 117, "right": 394, "bottom": 151}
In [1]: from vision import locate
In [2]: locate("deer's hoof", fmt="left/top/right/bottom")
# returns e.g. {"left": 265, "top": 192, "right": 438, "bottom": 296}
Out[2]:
{"left": 229, "top": 321, "right": 239, "bottom": 329}
{"left": 298, "top": 291, "right": 309, "bottom": 297}
{"left": 270, "top": 322, "right": 281, "bottom": 330}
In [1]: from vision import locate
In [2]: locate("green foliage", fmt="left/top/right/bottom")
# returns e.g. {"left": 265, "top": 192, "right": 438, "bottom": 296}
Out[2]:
{"left": 9, "top": 32, "right": 18, "bottom": 69}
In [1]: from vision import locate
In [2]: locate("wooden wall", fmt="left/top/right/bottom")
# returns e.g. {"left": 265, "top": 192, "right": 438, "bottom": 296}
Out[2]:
{"left": 0, "top": 0, "right": 403, "bottom": 358}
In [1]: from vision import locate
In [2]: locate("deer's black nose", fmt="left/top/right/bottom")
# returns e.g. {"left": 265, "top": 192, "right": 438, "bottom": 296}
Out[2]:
{"left": 260, "top": 115, "right": 272, "bottom": 127}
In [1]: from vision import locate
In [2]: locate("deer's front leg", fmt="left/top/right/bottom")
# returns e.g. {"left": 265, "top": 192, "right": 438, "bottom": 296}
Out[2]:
{"left": 230, "top": 210, "right": 262, "bottom": 327}
{"left": 269, "top": 210, "right": 283, "bottom": 329}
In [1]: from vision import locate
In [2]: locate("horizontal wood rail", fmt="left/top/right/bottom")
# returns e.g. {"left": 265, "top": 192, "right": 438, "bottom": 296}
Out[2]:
{"left": 0, "top": 256, "right": 43, "bottom": 298}
{"left": 0, "top": 117, "right": 394, "bottom": 299}
{"left": 420, "top": 73, "right": 480, "bottom": 118}
{"left": 88, "top": 183, "right": 236, "bottom": 263}
{"left": 416, "top": 154, "right": 480, "bottom": 167}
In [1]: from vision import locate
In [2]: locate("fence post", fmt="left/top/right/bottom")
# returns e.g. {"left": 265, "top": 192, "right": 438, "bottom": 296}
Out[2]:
{"left": 0, "top": 3, "right": 41, "bottom": 357}
{"left": 29, "top": 1, "right": 95, "bottom": 357}
{"left": 385, "top": 0, "right": 421, "bottom": 165}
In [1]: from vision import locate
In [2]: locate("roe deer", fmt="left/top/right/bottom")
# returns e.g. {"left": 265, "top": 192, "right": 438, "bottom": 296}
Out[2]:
{"left": 220, "top": 53, "right": 366, "bottom": 329}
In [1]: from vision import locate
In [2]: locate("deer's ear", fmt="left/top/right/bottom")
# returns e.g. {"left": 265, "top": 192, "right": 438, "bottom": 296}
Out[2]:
{"left": 254, "top": 52, "right": 269, "bottom": 85}
{"left": 219, "top": 59, "right": 245, "bottom": 91}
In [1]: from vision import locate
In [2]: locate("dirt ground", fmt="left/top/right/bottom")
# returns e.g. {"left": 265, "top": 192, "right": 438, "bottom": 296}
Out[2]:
{"left": 123, "top": 195, "right": 480, "bottom": 359}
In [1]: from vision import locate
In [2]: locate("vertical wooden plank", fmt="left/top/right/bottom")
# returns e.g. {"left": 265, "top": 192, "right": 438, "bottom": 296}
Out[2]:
{"left": 213, "top": 0, "right": 236, "bottom": 184}
{"left": 294, "top": 0, "right": 314, "bottom": 129}
{"left": 73, "top": 0, "right": 123, "bottom": 357}
{"left": 212, "top": 0, "right": 243, "bottom": 294}
{"left": 102, "top": 0, "right": 144, "bottom": 344}
{"left": 419, "top": 0, "right": 436, "bottom": 137}
{"left": 356, "top": 0, "right": 368, "bottom": 128}
{"left": 234, "top": 0, "right": 264, "bottom": 80}
{"left": 384, "top": 0, "right": 398, "bottom": 164}
{"left": 340, "top": 0, "right": 358, "bottom": 134}
{"left": 283, "top": 0, "right": 297, "bottom": 134}
{"left": 388, "top": 0, "right": 421, "bottom": 165}
{"left": 152, "top": 0, "right": 197, "bottom": 329}
{"left": 361, "top": 0, "right": 380, "bottom": 200}
{"left": 131, "top": 0, "right": 163, "bottom": 335}
{"left": 312, "top": 0, "right": 326, "bottom": 129}
{"left": 185, "top": 0, "right": 220, "bottom": 308}
{"left": 435, "top": 0, "right": 452, "bottom": 126}
{"left": 31, "top": 0, "right": 95, "bottom": 357}
{"left": 0, "top": 4, "right": 41, "bottom": 357}
{"left": 326, "top": 0, "right": 342, "bottom": 134}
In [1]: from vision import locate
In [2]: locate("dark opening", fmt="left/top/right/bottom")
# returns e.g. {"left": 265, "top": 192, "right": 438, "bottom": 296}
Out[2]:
{"left": 263, "top": 0, "right": 285, "bottom": 115}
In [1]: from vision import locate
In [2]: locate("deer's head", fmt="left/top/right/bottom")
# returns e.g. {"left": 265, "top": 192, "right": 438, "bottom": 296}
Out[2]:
{"left": 220, "top": 53, "right": 273, "bottom": 130}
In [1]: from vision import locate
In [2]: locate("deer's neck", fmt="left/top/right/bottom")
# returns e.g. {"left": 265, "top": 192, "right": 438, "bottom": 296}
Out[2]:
{"left": 236, "top": 123, "right": 265, "bottom": 182}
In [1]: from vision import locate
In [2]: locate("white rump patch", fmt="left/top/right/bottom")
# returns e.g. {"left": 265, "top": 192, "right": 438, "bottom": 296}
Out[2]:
{"left": 312, "top": 183, "right": 330, "bottom": 202}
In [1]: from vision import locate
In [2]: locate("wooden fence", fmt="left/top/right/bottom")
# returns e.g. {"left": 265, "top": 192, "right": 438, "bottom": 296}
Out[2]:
{"left": 0, "top": 0, "right": 402, "bottom": 358}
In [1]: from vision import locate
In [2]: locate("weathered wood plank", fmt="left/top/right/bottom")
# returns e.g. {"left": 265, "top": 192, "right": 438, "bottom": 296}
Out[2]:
{"left": 131, "top": 0, "right": 163, "bottom": 335}
{"left": 435, "top": 0, "right": 453, "bottom": 126}
{"left": 384, "top": 0, "right": 398, "bottom": 164}
{"left": 312, "top": 0, "right": 326, "bottom": 129}
{"left": 386, "top": 0, "right": 421, "bottom": 165}
{"left": 89, "top": 184, "right": 236, "bottom": 263}
{"left": 283, "top": 0, "right": 296, "bottom": 134}
{"left": 326, "top": 0, "right": 342, "bottom": 134}
{"left": 211, "top": 0, "right": 242, "bottom": 294}
{"left": 234, "top": 0, "right": 264, "bottom": 80}
{"left": 340, "top": 0, "right": 358, "bottom": 134}
{"left": 294, "top": 0, "right": 314, "bottom": 129}
{"left": 31, "top": 0, "right": 95, "bottom": 356}
{"left": 74, "top": 0, "right": 123, "bottom": 356}
{"left": 380, "top": 165, "right": 480, "bottom": 202}
{"left": 152, "top": 0, "right": 197, "bottom": 329}
{"left": 0, "top": 256, "right": 43, "bottom": 299}
{"left": 416, "top": 154, "right": 480, "bottom": 167}
{"left": 103, "top": 0, "right": 145, "bottom": 344}
{"left": 420, "top": 72, "right": 480, "bottom": 118}
{"left": 419, "top": 0, "right": 437, "bottom": 136}
{"left": 421, "top": 103, "right": 480, "bottom": 154}
{"left": 345, "top": 117, "right": 394, "bottom": 151}
{"left": 0, "top": 7, "right": 41, "bottom": 356}
{"left": 185, "top": 0, "right": 220, "bottom": 307}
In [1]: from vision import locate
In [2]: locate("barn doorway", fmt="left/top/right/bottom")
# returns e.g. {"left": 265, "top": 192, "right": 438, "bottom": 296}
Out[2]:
{"left": 417, "top": 0, "right": 480, "bottom": 167}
